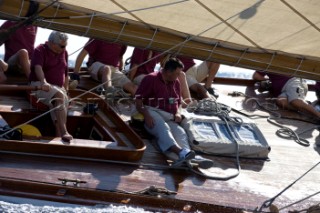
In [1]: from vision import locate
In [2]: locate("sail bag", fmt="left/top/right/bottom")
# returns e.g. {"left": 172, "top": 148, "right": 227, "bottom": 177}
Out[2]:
{"left": 181, "top": 117, "right": 270, "bottom": 158}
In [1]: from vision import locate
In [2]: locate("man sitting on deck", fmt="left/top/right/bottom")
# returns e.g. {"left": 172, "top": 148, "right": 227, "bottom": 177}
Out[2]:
{"left": 128, "top": 47, "right": 160, "bottom": 85}
{"left": 135, "top": 58, "right": 196, "bottom": 164}
{"left": 253, "top": 70, "right": 320, "bottom": 120}
{"left": 73, "top": 38, "right": 137, "bottom": 96}
{"left": 177, "top": 56, "right": 220, "bottom": 100}
{"left": 0, "top": 20, "right": 37, "bottom": 81}
{"left": 29, "top": 31, "right": 72, "bottom": 142}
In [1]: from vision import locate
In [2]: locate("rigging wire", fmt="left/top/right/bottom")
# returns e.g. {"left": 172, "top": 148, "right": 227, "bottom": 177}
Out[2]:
{"left": 279, "top": 192, "right": 320, "bottom": 212}
{"left": 258, "top": 161, "right": 320, "bottom": 212}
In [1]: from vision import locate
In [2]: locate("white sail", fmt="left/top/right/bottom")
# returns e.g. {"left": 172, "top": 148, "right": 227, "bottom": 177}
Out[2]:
{"left": 1, "top": 0, "right": 320, "bottom": 79}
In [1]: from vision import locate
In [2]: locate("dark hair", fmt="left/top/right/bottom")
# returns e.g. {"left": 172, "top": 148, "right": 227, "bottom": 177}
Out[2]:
{"left": 163, "top": 57, "right": 184, "bottom": 72}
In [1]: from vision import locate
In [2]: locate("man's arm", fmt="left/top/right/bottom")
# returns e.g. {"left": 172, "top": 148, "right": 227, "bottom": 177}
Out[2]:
{"left": 136, "top": 98, "right": 154, "bottom": 128}
{"left": 252, "top": 71, "right": 267, "bottom": 81}
{"left": 73, "top": 49, "right": 88, "bottom": 74}
{"left": 119, "top": 57, "right": 124, "bottom": 71}
{"left": 34, "top": 65, "right": 50, "bottom": 91}
{"left": 129, "top": 63, "right": 138, "bottom": 81}
{"left": 64, "top": 73, "right": 69, "bottom": 91}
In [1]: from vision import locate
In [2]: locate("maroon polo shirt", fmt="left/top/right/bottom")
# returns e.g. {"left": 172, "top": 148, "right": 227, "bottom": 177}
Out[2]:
{"left": 177, "top": 56, "right": 196, "bottom": 72}
{"left": 0, "top": 21, "right": 37, "bottom": 61}
{"left": 256, "top": 71, "right": 291, "bottom": 97}
{"left": 84, "top": 39, "right": 127, "bottom": 68}
{"left": 135, "top": 71, "right": 181, "bottom": 115}
{"left": 130, "top": 47, "right": 160, "bottom": 78}
{"left": 29, "top": 43, "right": 68, "bottom": 87}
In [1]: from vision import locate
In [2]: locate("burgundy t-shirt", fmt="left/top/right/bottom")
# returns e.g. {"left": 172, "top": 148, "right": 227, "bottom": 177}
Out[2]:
{"left": 0, "top": 21, "right": 37, "bottom": 61}
{"left": 177, "top": 56, "right": 196, "bottom": 72}
{"left": 135, "top": 71, "right": 181, "bottom": 115}
{"left": 84, "top": 39, "right": 127, "bottom": 68}
{"left": 256, "top": 71, "right": 291, "bottom": 97}
{"left": 130, "top": 47, "right": 160, "bottom": 78}
{"left": 29, "top": 43, "right": 68, "bottom": 87}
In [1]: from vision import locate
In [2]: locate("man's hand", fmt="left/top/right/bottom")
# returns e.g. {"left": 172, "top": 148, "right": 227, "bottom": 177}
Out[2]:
{"left": 144, "top": 113, "right": 155, "bottom": 128}
{"left": 174, "top": 114, "right": 183, "bottom": 124}
{"left": 41, "top": 82, "right": 51, "bottom": 92}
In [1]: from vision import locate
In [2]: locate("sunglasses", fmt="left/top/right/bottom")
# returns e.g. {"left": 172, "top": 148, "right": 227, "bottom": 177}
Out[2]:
{"left": 56, "top": 43, "right": 66, "bottom": 49}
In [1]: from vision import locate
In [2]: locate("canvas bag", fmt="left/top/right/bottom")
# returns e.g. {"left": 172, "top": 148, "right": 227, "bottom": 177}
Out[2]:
{"left": 181, "top": 116, "right": 270, "bottom": 158}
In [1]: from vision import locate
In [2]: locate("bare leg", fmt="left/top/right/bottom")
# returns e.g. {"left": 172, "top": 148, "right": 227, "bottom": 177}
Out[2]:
{"left": 277, "top": 97, "right": 320, "bottom": 119}
{"left": 204, "top": 62, "right": 220, "bottom": 89}
{"left": 99, "top": 65, "right": 112, "bottom": 89}
{"left": 178, "top": 72, "right": 192, "bottom": 105}
{"left": 0, "top": 59, "right": 8, "bottom": 72}
{"left": 189, "top": 83, "right": 213, "bottom": 100}
{"left": 123, "top": 81, "right": 137, "bottom": 96}
{"left": 53, "top": 91, "right": 72, "bottom": 141}
{"left": 0, "top": 59, "right": 8, "bottom": 83}
{"left": 16, "top": 49, "right": 31, "bottom": 77}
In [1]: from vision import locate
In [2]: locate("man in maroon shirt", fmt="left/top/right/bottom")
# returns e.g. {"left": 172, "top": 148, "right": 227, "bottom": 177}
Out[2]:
{"left": 135, "top": 58, "right": 195, "bottom": 164}
{"left": 253, "top": 71, "right": 320, "bottom": 120}
{"left": 177, "top": 56, "right": 220, "bottom": 99}
{"left": 129, "top": 47, "right": 160, "bottom": 85}
{"left": 73, "top": 39, "right": 137, "bottom": 96}
{"left": 0, "top": 21, "right": 37, "bottom": 80}
{"left": 29, "top": 31, "right": 72, "bottom": 142}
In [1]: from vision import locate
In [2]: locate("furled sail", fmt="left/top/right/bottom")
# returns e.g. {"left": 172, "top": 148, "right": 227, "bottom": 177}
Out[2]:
{"left": 1, "top": 0, "right": 320, "bottom": 80}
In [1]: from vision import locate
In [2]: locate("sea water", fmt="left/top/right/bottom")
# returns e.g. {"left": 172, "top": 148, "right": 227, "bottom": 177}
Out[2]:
{"left": 0, "top": 196, "right": 156, "bottom": 213}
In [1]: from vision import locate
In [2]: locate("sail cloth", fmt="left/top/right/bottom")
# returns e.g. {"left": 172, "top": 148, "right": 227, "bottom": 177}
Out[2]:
{"left": 1, "top": 0, "right": 320, "bottom": 80}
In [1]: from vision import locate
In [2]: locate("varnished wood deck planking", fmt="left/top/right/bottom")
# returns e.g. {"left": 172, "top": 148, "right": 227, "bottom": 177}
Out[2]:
{"left": 0, "top": 83, "right": 319, "bottom": 211}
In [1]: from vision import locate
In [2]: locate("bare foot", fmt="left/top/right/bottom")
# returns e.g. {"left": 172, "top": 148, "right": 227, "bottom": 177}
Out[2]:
{"left": 61, "top": 132, "right": 73, "bottom": 142}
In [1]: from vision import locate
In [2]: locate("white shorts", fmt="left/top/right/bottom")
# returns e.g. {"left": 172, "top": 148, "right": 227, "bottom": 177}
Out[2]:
{"left": 30, "top": 81, "right": 68, "bottom": 121}
{"left": 88, "top": 61, "right": 131, "bottom": 88}
{"left": 185, "top": 61, "right": 209, "bottom": 87}
{"left": 279, "top": 77, "right": 308, "bottom": 103}
{"left": 133, "top": 74, "right": 146, "bottom": 85}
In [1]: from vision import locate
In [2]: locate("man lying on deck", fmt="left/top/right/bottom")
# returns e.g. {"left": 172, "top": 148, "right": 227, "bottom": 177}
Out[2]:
{"left": 135, "top": 58, "right": 196, "bottom": 164}
{"left": 253, "top": 71, "right": 320, "bottom": 121}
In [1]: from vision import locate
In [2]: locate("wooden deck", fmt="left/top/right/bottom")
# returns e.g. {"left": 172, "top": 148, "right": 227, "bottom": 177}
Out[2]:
{"left": 0, "top": 81, "right": 319, "bottom": 212}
